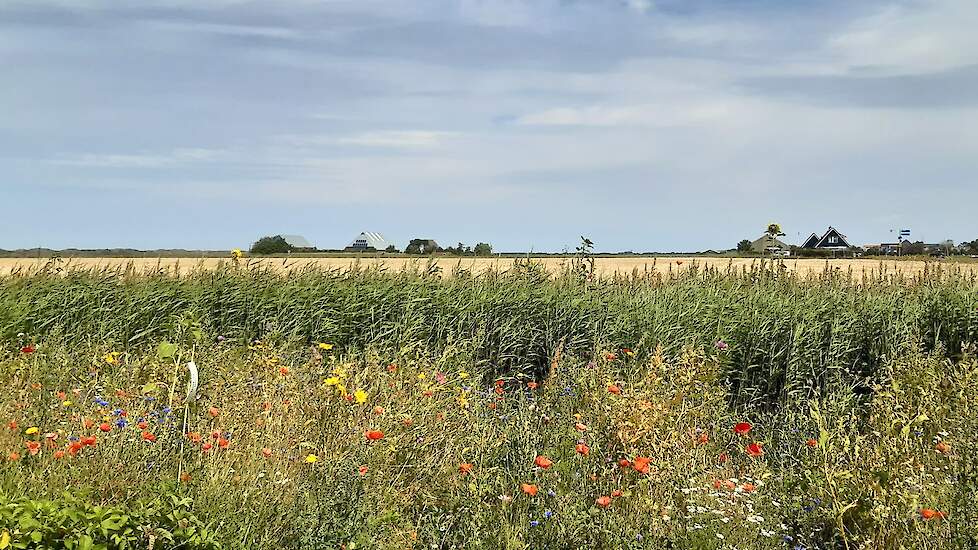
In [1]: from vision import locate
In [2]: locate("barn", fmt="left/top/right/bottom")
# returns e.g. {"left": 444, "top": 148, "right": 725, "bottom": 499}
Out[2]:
{"left": 345, "top": 232, "right": 391, "bottom": 252}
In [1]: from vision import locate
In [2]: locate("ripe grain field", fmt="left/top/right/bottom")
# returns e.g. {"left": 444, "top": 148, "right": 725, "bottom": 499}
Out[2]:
{"left": 1, "top": 255, "right": 975, "bottom": 277}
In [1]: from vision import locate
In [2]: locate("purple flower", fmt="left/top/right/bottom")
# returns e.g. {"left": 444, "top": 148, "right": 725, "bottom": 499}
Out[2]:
{"left": 715, "top": 340, "right": 729, "bottom": 351}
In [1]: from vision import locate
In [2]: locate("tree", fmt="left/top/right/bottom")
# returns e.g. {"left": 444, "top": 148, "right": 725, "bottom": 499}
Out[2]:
{"left": 736, "top": 239, "right": 752, "bottom": 252}
{"left": 473, "top": 242, "right": 492, "bottom": 256}
{"left": 385, "top": 245, "right": 398, "bottom": 253}
{"left": 250, "top": 235, "right": 292, "bottom": 255}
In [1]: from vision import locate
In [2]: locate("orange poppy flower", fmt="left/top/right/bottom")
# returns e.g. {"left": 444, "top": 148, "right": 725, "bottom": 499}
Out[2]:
{"left": 595, "top": 496, "right": 611, "bottom": 507}
{"left": 605, "top": 352, "right": 617, "bottom": 361}
{"left": 718, "top": 452, "right": 728, "bottom": 463}
{"left": 520, "top": 483, "right": 538, "bottom": 496}
{"left": 99, "top": 423, "right": 111, "bottom": 433}
{"left": 8, "top": 420, "right": 17, "bottom": 430}
{"left": 82, "top": 418, "right": 95, "bottom": 430}
{"left": 459, "top": 462, "right": 474, "bottom": 475}
{"left": 696, "top": 432, "right": 709, "bottom": 445}
{"left": 401, "top": 417, "right": 414, "bottom": 427}
{"left": 527, "top": 382, "right": 539, "bottom": 390}
{"left": 208, "top": 407, "right": 220, "bottom": 418}
{"left": 57, "top": 391, "right": 67, "bottom": 400}
{"left": 141, "top": 431, "right": 157, "bottom": 443}
{"left": 921, "top": 508, "right": 946, "bottom": 520}
{"left": 210, "top": 430, "right": 221, "bottom": 439}
{"left": 618, "top": 458, "right": 631, "bottom": 469}
{"left": 53, "top": 450, "right": 65, "bottom": 459}
{"left": 261, "top": 448, "right": 273, "bottom": 458}
{"left": 534, "top": 455, "right": 553, "bottom": 469}
{"left": 187, "top": 432, "right": 202, "bottom": 443}
{"left": 935, "top": 441, "right": 950, "bottom": 454}
{"left": 279, "top": 366, "right": 289, "bottom": 376}
{"left": 387, "top": 363, "right": 397, "bottom": 372}
{"left": 575, "top": 422, "right": 588, "bottom": 432}
{"left": 8, "top": 452, "right": 20, "bottom": 461}
{"left": 68, "top": 441, "right": 83, "bottom": 456}
{"left": 746, "top": 443, "right": 764, "bottom": 457}
{"left": 607, "top": 384, "right": 621, "bottom": 395}
{"left": 137, "top": 421, "right": 148, "bottom": 430}
{"left": 633, "top": 456, "right": 651, "bottom": 474}
{"left": 180, "top": 471, "right": 192, "bottom": 483}
{"left": 373, "top": 406, "right": 385, "bottom": 415}
{"left": 366, "top": 430, "right": 385, "bottom": 441}
{"left": 575, "top": 443, "right": 590, "bottom": 456}
{"left": 81, "top": 435, "right": 97, "bottom": 447}
{"left": 201, "top": 442, "right": 213, "bottom": 452}
{"left": 611, "top": 489, "right": 622, "bottom": 497}
{"left": 806, "top": 438, "right": 818, "bottom": 448}
{"left": 733, "top": 422, "right": 752, "bottom": 436}
{"left": 25, "top": 441, "right": 41, "bottom": 456}
{"left": 741, "top": 482, "right": 756, "bottom": 493}
{"left": 358, "top": 465, "right": 369, "bottom": 475}
{"left": 217, "top": 437, "right": 229, "bottom": 449}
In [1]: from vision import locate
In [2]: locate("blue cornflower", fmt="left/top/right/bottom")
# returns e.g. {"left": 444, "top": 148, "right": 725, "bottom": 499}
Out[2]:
{"left": 162, "top": 407, "right": 172, "bottom": 415}
{"left": 68, "top": 435, "right": 79, "bottom": 442}
{"left": 547, "top": 489, "right": 556, "bottom": 497}
{"left": 115, "top": 418, "right": 128, "bottom": 429}
{"left": 544, "top": 510, "right": 553, "bottom": 519}
{"left": 94, "top": 397, "right": 110, "bottom": 407}
{"left": 113, "top": 408, "right": 124, "bottom": 416}
{"left": 530, "top": 520, "right": 539, "bottom": 528}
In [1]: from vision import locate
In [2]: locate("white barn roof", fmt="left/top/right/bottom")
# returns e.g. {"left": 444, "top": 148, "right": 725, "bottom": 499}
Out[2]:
{"left": 282, "top": 234, "right": 312, "bottom": 248}
{"left": 347, "top": 232, "right": 390, "bottom": 250}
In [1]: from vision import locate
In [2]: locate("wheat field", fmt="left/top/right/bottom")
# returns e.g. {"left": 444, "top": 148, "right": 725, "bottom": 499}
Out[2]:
{"left": 1, "top": 255, "right": 973, "bottom": 277}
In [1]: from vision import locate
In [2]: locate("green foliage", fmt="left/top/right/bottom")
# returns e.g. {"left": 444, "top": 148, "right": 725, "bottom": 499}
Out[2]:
{"left": 384, "top": 245, "right": 398, "bottom": 253}
{"left": 473, "top": 243, "right": 492, "bottom": 256}
{"left": 736, "top": 239, "right": 752, "bottom": 252}
{"left": 0, "top": 492, "right": 220, "bottom": 549}
{"left": 249, "top": 235, "right": 292, "bottom": 255}
{"left": 766, "top": 223, "right": 785, "bottom": 237}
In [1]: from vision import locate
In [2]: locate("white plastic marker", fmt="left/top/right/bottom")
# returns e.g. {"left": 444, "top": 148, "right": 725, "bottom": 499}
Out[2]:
{"left": 186, "top": 361, "right": 199, "bottom": 402}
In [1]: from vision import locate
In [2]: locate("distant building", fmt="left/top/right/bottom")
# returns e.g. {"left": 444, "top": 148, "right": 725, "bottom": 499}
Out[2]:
{"left": 750, "top": 235, "right": 791, "bottom": 255}
{"left": 802, "top": 227, "right": 853, "bottom": 250}
{"left": 282, "top": 234, "right": 315, "bottom": 251}
{"left": 345, "top": 232, "right": 391, "bottom": 252}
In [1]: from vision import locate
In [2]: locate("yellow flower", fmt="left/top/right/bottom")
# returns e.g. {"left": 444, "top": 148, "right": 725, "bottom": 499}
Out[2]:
{"left": 231, "top": 249, "right": 243, "bottom": 259}
{"left": 62, "top": 400, "right": 72, "bottom": 407}
{"left": 332, "top": 367, "right": 347, "bottom": 378}
{"left": 458, "top": 393, "right": 469, "bottom": 408}
{"left": 354, "top": 389, "right": 368, "bottom": 404}
{"left": 417, "top": 373, "right": 426, "bottom": 380}
{"left": 25, "top": 427, "right": 39, "bottom": 435}
{"left": 325, "top": 377, "right": 340, "bottom": 386}
{"left": 318, "top": 343, "right": 334, "bottom": 351}
{"left": 459, "top": 371, "right": 470, "bottom": 379}
{"left": 103, "top": 352, "right": 121, "bottom": 366}
{"left": 304, "top": 454, "right": 318, "bottom": 464}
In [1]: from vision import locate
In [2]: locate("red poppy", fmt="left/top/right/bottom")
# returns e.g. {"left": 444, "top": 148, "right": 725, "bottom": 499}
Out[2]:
{"left": 459, "top": 462, "right": 474, "bottom": 475}
{"left": 494, "top": 386, "right": 504, "bottom": 396}
{"left": 68, "top": 441, "right": 83, "bottom": 456}
{"left": 806, "top": 438, "right": 818, "bottom": 448}
{"left": 187, "top": 432, "right": 202, "bottom": 443}
{"left": 99, "top": 423, "right": 111, "bottom": 433}
{"left": 534, "top": 455, "right": 553, "bottom": 469}
{"left": 527, "top": 382, "right": 539, "bottom": 390}
{"left": 575, "top": 422, "right": 588, "bottom": 432}
{"left": 25, "top": 441, "right": 41, "bottom": 456}
{"left": 373, "top": 406, "right": 385, "bottom": 415}
{"left": 82, "top": 418, "right": 95, "bottom": 430}
{"left": 595, "top": 496, "right": 612, "bottom": 507}
{"left": 921, "top": 508, "right": 946, "bottom": 520}
{"left": 935, "top": 441, "right": 950, "bottom": 454}
{"left": 618, "top": 458, "right": 631, "bottom": 469}
{"left": 180, "top": 472, "right": 192, "bottom": 483}
{"left": 604, "top": 352, "right": 617, "bottom": 361}
{"left": 387, "top": 363, "right": 397, "bottom": 372}
{"left": 520, "top": 483, "right": 538, "bottom": 496}
{"left": 718, "top": 452, "right": 728, "bottom": 463}
{"left": 358, "top": 465, "right": 369, "bottom": 475}
{"left": 734, "top": 422, "right": 752, "bottom": 436}
{"left": 742, "top": 482, "right": 756, "bottom": 492}
{"left": 217, "top": 437, "right": 229, "bottom": 449}
{"left": 261, "top": 448, "right": 273, "bottom": 458}
{"left": 20, "top": 345, "right": 35, "bottom": 354}
{"left": 81, "top": 435, "right": 97, "bottom": 447}
{"left": 53, "top": 450, "right": 65, "bottom": 459}
{"left": 279, "top": 366, "right": 289, "bottom": 376}
{"left": 607, "top": 384, "right": 621, "bottom": 395}
{"left": 633, "top": 456, "right": 651, "bottom": 474}
{"left": 696, "top": 432, "right": 709, "bottom": 445}
{"left": 137, "top": 421, "right": 148, "bottom": 430}
{"left": 575, "top": 443, "right": 590, "bottom": 456}
{"left": 7, "top": 420, "right": 16, "bottom": 430}
{"left": 208, "top": 407, "right": 220, "bottom": 418}
{"left": 611, "top": 489, "right": 622, "bottom": 497}
{"left": 746, "top": 443, "right": 764, "bottom": 457}
{"left": 8, "top": 452, "right": 20, "bottom": 461}
{"left": 57, "top": 391, "right": 67, "bottom": 400}
{"left": 201, "top": 442, "right": 213, "bottom": 452}
{"left": 211, "top": 430, "right": 221, "bottom": 439}
{"left": 366, "top": 430, "right": 384, "bottom": 441}
{"left": 141, "top": 431, "right": 157, "bottom": 443}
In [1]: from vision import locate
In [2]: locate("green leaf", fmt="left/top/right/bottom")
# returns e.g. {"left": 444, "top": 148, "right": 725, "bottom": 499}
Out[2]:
{"left": 156, "top": 341, "right": 178, "bottom": 360}
{"left": 78, "top": 534, "right": 93, "bottom": 550}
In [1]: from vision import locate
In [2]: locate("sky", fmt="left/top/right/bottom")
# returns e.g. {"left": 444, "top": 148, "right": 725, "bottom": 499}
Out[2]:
{"left": 2, "top": 0, "right": 977, "bottom": 252}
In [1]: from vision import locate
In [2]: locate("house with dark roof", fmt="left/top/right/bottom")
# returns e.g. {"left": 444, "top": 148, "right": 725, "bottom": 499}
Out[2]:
{"left": 750, "top": 234, "right": 791, "bottom": 255}
{"left": 802, "top": 227, "right": 853, "bottom": 250}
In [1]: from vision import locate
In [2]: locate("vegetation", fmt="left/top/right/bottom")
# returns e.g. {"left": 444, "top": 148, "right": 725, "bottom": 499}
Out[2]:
{"left": 736, "top": 239, "right": 752, "bottom": 252}
{"left": 1, "top": 263, "right": 977, "bottom": 548}
{"left": 249, "top": 236, "right": 292, "bottom": 255}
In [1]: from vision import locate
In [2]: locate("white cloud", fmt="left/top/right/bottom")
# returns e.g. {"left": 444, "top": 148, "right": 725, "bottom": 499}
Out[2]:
{"left": 51, "top": 148, "right": 226, "bottom": 168}
{"left": 336, "top": 130, "right": 455, "bottom": 149}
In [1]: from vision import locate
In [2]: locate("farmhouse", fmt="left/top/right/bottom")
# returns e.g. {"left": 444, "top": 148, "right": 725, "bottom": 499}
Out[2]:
{"left": 750, "top": 234, "right": 791, "bottom": 255}
{"left": 282, "top": 234, "right": 315, "bottom": 251}
{"left": 802, "top": 227, "right": 853, "bottom": 250}
{"left": 345, "top": 232, "right": 391, "bottom": 252}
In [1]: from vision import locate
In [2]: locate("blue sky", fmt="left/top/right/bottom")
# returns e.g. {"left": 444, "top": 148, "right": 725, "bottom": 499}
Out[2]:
{"left": 2, "top": 0, "right": 976, "bottom": 252}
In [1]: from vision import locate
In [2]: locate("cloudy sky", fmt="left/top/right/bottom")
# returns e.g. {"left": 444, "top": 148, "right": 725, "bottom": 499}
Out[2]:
{"left": 2, "top": 0, "right": 976, "bottom": 252}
